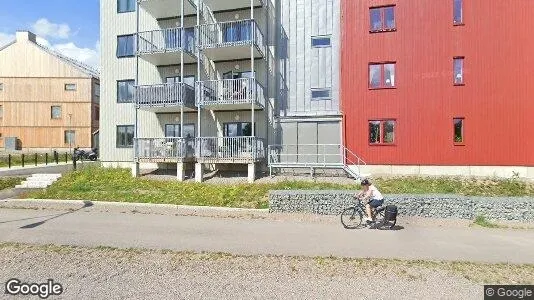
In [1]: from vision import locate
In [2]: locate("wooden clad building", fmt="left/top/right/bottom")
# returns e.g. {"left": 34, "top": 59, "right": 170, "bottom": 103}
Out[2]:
{"left": 0, "top": 31, "right": 99, "bottom": 151}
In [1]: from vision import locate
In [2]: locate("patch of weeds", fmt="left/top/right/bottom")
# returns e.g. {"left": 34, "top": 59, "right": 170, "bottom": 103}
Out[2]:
{"left": 473, "top": 215, "right": 502, "bottom": 228}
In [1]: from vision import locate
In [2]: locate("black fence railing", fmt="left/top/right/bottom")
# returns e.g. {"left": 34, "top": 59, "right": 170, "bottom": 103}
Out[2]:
{"left": 0, "top": 152, "right": 73, "bottom": 169}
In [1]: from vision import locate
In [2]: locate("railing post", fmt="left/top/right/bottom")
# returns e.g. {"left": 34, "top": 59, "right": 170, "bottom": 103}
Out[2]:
{"left": 35, "top": 153, "right": 38, "bottom": 166}
{"left": 21, "top": 154, "right": 25, "bottom": 168}
{"left": 45, "top": 153, "right": 48, "bottom": 165}
{"left": 8, "top": 154, "right": 11, "bottom": 169}
{"left": 54, "top": 151, "right": 58, "bottom": 164}
{"left": 65, "top": 152, "right": 68, "bottom": 164}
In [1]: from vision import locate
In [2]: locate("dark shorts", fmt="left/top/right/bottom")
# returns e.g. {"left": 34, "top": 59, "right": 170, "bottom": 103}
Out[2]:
{"left": 368, "top": 199, "right": 384, "bottom": 208}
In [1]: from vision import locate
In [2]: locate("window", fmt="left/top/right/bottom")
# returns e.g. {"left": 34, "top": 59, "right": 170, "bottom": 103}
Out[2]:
{"left": 311, "top": 88, "right": 332, "bottom": 100}
{"left": 65, "top": 84, "right": 77, "bottom": 91}
{"left": 0, "top": 105, "right": 3, "bottom": 118}
{"left": 64, "top": 130, "right": 76, "bottom": 145}
{"left": 454, "top": 57, "right": 464, "bottom": 85}
{"left": 224, "top": 122, "right": 253, "bottom": 137}
{"left": 51, "top": 106, "right": 62, "bottom": 119}
{"left": 454, "top": 0, "right": 463, "bottom": 25}
{"left": 369, "top": 120, "right": 396, "bottom": 144}
{"left": 370, "top": 6, "right": 396, "bottom": 32}
{"left": 311, "top": 36, "right": 331, "bottom": 48}
{"left": 454, "top": 118, "right": 464, "bottom": 144}
{"left": 0, "top": 83, "right": 3, "bottom": 91}
{"left": 117, "top": 125, "right": 134, "bottom": 148}
{"left": 369, "top": 62, "right": 396, "bottom": 89}
{"left": 117, "top": 80, "right": 135, "bottom": 103}
{"left": 165, "top": 124, "right": 195, "bottom": 139}
{"left": 117, "top": 35, "right": 135, "bottom": 58}
{"left": 94, "top": 107, "right": 99, "bottom": 121}
{"left": 118, "top": 0, "right": 135, "bottom": 13}
{"left": 95, "top": 83, "right": 100, "bottom": 97}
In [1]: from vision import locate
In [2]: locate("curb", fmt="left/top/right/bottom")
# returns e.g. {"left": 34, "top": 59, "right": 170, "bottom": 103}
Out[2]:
{"left": 0, "top": 199, "right": 269, "bottom": 219}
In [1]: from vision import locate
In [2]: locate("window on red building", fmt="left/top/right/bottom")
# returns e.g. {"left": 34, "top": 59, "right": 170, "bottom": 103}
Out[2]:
{"left": 453, "top": 0, "right": 463, "bottom": 25}
{"left": 370, "top": 6, "right": 396, "bottom": 32}
{"left": 454, "top": 118, "right": 464, "bottom": 144}
{"left": 369, "top": 62, "right": 396, "bottom": 89}
{"left": 453, "top": 57, "right": 464, "bottom": 85}
{"left": 369, "top": 120, "right": 396, "bottom": 145}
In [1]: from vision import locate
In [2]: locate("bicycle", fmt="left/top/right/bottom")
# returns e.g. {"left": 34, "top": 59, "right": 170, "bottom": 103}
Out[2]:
{"left": 340, "top": 197, "right": 397, "bottom": 230}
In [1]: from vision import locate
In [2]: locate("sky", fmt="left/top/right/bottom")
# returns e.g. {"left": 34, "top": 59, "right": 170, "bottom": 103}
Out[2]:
{"left": 0, "top": 0, "right": 100, "bottom": 69}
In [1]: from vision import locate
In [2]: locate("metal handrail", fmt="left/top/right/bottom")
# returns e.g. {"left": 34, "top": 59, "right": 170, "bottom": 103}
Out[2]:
{"left": 196, "top": 78, "right": 265, "bottom": 107}
{"left": 137, "top": 27, "right": 196, "bottom": 55}
{"left": 196, "top": 137, "right": 266, "bottom": 160}
{"left": 196, "top": 19, "right": 266, "bottom": 54}
{"left": 135, "top": 82, "right": 196, "bottom": 108}
{"left": 135, "top": 137, "right": 196, "bottom": 160}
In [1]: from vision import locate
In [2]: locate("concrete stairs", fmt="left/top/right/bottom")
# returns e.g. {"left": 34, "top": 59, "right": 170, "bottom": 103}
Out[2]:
{"left": 16, "top": 174, "right": 62, "bottom": 189}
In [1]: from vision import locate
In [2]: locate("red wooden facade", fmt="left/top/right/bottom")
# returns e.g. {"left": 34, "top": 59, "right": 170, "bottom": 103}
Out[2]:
{"left": 341, "top": 0, "right": 534, "bottom": 166}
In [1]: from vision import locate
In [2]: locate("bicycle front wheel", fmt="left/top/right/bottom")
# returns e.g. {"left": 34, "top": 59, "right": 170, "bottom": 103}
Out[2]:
{"left": 340, "top": 207, "right": 362, "bottom": 229}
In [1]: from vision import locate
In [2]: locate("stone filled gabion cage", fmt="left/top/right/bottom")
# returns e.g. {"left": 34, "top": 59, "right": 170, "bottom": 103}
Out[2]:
{"left": 269, "top": 190, "right": 534, "bottom": 222}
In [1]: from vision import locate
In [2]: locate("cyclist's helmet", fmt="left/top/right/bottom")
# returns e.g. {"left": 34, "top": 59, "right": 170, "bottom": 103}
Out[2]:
{"left": 360, "top": 179, "right": 371, "bottom": 186}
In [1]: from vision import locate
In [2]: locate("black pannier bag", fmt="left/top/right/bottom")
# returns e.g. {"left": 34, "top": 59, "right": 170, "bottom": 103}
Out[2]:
{"left": 384, "top": 205, "right": 398, "bottom": 221}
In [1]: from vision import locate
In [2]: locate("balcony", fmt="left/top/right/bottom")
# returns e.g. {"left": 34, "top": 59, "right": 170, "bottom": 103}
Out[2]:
{"left": 135, "top": 137, "right": 196, "bottom": 162}
{"left": 197, "top": 78, "right": 265, "bottom": 110}
{"left": 137, "top": 27, "right": 196, "bottom": 65}
{"left": 197, "top": 20, "right": 265, "bottom": 61}
{"left": 196, "top": 136, "right": 266, "bottom": 163}
{"left": 135, "top": 82, "right": 196, "bottom": 112}
{"left": 202, "top": 0, "right": 263, "bottom": 12}
{"left": 139, "top": 0, "right": 197, "bottom": 19}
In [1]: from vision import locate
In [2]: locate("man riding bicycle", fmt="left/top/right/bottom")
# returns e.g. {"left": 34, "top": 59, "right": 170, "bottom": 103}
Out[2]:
{"left": 355, "top": 179, "right": 384, "bottom": 222}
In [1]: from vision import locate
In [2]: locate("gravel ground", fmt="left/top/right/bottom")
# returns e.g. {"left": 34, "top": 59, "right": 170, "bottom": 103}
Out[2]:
{"left": 0, "top": 244, "right": 491, "bottom": 300}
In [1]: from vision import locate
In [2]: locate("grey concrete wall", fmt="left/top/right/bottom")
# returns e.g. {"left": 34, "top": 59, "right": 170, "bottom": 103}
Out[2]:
{"left": 269, "top": 190, "right": 534, "bottom": 222}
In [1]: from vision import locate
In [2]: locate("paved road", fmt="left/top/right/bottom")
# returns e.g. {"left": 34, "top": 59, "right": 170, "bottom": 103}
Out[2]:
{"left": 1, "top": 208, "right": 533, "bottom": 263}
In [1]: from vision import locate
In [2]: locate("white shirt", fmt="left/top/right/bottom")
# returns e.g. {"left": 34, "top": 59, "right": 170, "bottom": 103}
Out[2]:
{"left": 369, "top": 185, "right": 384, "bottom": 200}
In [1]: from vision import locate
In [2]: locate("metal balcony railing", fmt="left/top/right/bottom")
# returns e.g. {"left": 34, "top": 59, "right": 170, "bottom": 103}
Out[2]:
{"left": 135, "top": 137, "right": 196, "bottom": 160}
{"left": 137, "top": 27, "right": 195, "bottom": 55}
{"left": 196, "top": 137, "right": 266, "bottom": 161}
{"left": 197, "top": 78, "right": 265, "bottom": 107}
{"left": 197, "top": 20, "right": 265, "bottom": 52}
{"left": 135, "top": 82, "right": 196, "bottom": 109}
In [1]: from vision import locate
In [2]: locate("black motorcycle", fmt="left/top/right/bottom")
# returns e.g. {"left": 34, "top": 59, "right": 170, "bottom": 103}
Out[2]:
{"left": 74, "top": 147, "right": 98, "bottom": 161}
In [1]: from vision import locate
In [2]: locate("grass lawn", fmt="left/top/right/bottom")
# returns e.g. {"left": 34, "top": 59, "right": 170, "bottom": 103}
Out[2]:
{"left": 24, "top": 166, "right": 534, "bottom": 209}
{"left": 0, "top": 177, "right": 24, "bottom": 190}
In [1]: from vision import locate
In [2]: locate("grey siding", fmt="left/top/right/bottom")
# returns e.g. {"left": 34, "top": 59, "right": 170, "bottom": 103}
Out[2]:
{"left": 278, "top": 0, "right": 340, "bottom": 117}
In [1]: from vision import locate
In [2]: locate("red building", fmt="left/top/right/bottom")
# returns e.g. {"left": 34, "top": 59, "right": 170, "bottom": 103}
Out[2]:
{"left": 341, "top": 0, "right": 534, "bottom": 176}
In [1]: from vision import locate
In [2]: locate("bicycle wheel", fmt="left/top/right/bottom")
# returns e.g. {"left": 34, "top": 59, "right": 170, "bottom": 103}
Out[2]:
{"left": 340, "top": 207, "right": 363, "bottom": 229}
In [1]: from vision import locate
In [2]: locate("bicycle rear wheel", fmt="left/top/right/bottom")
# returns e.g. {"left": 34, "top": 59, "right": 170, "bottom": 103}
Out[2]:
{"left": 340, "top": 207, "right": 362, "bottom": 229}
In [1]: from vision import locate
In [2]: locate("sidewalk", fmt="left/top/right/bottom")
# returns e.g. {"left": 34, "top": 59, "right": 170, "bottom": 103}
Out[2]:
{"left": 1, "top": 201, "right": 534, "bottom": 264}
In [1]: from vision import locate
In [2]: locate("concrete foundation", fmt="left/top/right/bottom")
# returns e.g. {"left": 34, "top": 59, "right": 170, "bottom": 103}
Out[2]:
{"left": 248, "top": 163, "right": 256, "bottom": 183}
{"left": 195, "top": 163, "right": 203, "bottom": 183}
{"left": 131, "top": 163, "right": 140, "bottom": 177}
{"left": 176, "top": 163, "right": 185, "bottom": 182}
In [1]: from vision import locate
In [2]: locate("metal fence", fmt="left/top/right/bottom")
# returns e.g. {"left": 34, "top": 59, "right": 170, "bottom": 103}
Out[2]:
{"left": 136, "top": 82, "right": 196, "bottom": 108}
{"left": 196, "top": 137, "right": 265, "bottom": 161}
{"left": 0, "top": 151, "right": 71, "bottom": 168}
{"left": 197, "top": 19, "right": 265, "bottom": 53}
{"left": 137, "top": 27, "right": 196, "bottom": 55}
{"left": 197, "top": 78, "right": 265, "bottom": 107}
{"left": 135, "top": 138, "right": 195, "bottom": 161}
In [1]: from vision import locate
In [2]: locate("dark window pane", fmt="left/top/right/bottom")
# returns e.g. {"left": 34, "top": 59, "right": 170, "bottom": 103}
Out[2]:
{"left": 454, "top": 119, "right": 463, "bottom": 143}
{"left": 64, "top": 130, "right": 75, "bottom": 144}
{"left": 183, "top": 124, "right": 195, "bottom": 139}
{"left": 311, "top": 89, "right": 331, "bottom": 100}
{"left": 118, "top": 0, "right": 135, "bottom": 13}
{"left": 369, "top": 65, "right": 381, "bottom": 88}
{"left": 383, "top": 121, "right": 395, "bottom": 143}
{"left": 311, "top": 36, "right": 331, "bottom": 47}
{"left": 242, "top": 123, "right": 252, "bottom": 136}
{"left": 454, "top": 58, "right": 464, "bottom": 84}
{"left": 117, "top": 35, "right": 134, "bottom": 57}
{"left": 117, "top": 125, "right": 134, "bottom": 147}
{"left": 384, "top": 7, "right": 395, "bottom": 29}
{"left": 454, "top": 0, "right": 463, "bottom": 24}
{"left": 370, "top": 8, "right": 382, "bottom": 31}
{"left": 369, "top": 121, "right": 381, "bottom": 144}
{"left": 51, "top": 106, "right": 62, "bottom": 119}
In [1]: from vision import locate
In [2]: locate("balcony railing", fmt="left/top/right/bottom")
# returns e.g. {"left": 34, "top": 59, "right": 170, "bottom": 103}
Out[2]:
{"left": 135, "top": 137, "right": 196, "bottom": 161}
{"left": 197, "top": 20, "right": 265, "bottom": 52}
{"left": 197, "top": 78, "right": 265, "bottom": 108}
{"left": 196, "top": 137, "right": 266, "bottom": 162}
{"left": 135, "top": 82, "right": 196, "bottom": 109}
{"left": 137, "top": 27, "right": 195, "bottom": 55}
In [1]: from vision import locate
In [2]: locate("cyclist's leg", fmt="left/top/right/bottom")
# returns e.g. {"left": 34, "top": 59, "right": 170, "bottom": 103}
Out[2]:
{"left": 367, "top": 200, "right": 383, "bottom": 221}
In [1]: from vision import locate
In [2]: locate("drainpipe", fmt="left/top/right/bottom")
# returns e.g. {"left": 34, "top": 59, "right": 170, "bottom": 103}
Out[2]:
{"left": 180, "top": 0, "right": 184, "bottom": 140}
